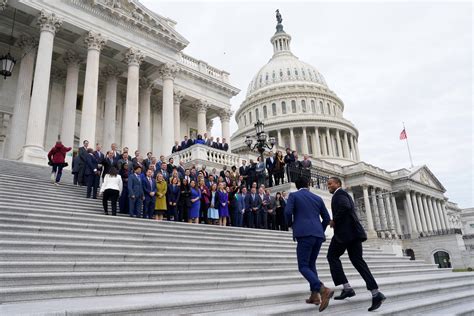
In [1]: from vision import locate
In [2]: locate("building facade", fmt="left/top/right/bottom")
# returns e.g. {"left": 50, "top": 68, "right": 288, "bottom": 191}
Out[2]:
{"left": 0, "top": 0, "right": 239, "bottom": 165}
{"left": 230, "top": 15, "right": 472, "bottom": 268}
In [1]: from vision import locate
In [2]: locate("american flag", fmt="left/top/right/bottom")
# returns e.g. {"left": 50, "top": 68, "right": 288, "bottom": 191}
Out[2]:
{"left": 399, "top": 129, "right": 407, "bottom": 140}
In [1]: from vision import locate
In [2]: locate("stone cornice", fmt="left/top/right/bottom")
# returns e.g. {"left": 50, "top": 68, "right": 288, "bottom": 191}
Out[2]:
{"left": 177, "top": 66, "right": 240, "bottom": 97}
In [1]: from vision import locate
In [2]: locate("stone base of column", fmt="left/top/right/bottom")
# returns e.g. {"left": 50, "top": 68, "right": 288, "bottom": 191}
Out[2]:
{"left": 20, "top": 145, "right": 47, "bottom": 166}
{"left": 366, "top": 230, "right": 378, "bottom": 239}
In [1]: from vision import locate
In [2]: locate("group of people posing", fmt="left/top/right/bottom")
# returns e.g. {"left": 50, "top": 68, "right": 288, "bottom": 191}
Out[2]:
{"left": 171, "top": 133, "right": 229, "bottom": 153}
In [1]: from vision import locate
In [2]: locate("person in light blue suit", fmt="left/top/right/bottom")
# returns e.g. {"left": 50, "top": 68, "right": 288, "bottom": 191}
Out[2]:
{"left": 284, "top": 176, "right": 333, "bottom": 311}
{"left": 128, "top": 165, "right": 144, "bottom": 217}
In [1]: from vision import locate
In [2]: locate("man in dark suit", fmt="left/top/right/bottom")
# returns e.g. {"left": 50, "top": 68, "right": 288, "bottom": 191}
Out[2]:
{"left": 239, "top": 160, "right": 249, "bottom": 189}
{"left": 102, "top": 150, "right": 118, "bottom": 179}
{"left": 245, "top": 187, "right": 261, "bottom": 228}
{"left": 285, "top": 177, "right": 333, "bottom": 311}
{"left": 214, "top": 137, "right": 223, "bottom": 150}
{"left": 110, "top": 143, "right": 121, "bottom": 163}
{"left": 186, "top": 136, "right": 194, "bottom": 148}
{"left": 326, "top": 177, "right": 385, "bottom": 312}
{"left": 142, "top": 168, "right": 157, "bottom": 219}
{"left": 93, "top": 144, "right": 104, "bottom": 185}
{"left": 78, "top": 140, "right": 89, "bottom": 186}
{"left": 128, "top": 165, "right": 144, "bottom": 217}
{"left": 84, "top": 148, "right": 99, "bottom": 199}
{"left": 171, "top": 141, "right": 181, "bottom": 153}
{"left": 265, "top": 151, "right": 275, "bottom": 187}
{"left": 284, "top": 148, "right": 296, "bottom": 183}
{"left": 221, "top": 138, "right": 229, "bottom": 151}
{"left": 143, "top": 152, "right": 153, "bottom": 170}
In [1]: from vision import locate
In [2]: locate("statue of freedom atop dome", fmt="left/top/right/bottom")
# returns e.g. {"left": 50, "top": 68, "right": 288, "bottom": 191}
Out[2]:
{"left": 276, "top": 9, "right": 282, "bottom": 24}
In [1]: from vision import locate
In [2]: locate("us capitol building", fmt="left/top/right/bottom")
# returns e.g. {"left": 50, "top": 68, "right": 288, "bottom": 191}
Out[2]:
{"left": 0, "top": 1, "right": 471, "bottom": 268}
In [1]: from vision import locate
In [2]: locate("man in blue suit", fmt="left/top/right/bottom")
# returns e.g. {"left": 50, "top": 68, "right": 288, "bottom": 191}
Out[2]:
{"left": 285, "top": 177, "right": 333, "bottom": 312}
{"left": 245, "top": 187, "right": 261, "bottom": 228}
{"left": 326, "top": 177, "right": 385, "bottom": 312}
{"left": 128, "top": 165, "right": 144, "bottom": 217}
{"left": 142, "top": 168, "right": 157, "bottom": 219}
{"left": 84, "top": 148, "right": 99, "bottom": 199}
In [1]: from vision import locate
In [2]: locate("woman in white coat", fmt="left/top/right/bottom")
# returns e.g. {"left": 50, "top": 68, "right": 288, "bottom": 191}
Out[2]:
{"left": 100, "top": 167, "right": 123, "bottom": 215}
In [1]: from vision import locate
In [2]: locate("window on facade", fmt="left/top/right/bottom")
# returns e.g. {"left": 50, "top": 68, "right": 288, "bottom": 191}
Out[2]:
{"left": 249, "top": 112, "right": 252, "bottom": 123}
{"left": 272, "top": 72, "right": 275, "bottom": 79}
{"left": 263, "top": 105, "right": 268, "bottom": 119}
{"left": 244, "top": 115, "right": 247, "bottom": 126}
{"left": 301, "top": 100, "right": 307, "bottom": 113}
{"left": 255, "top": 108, "right": 259, "bottom": 121}
{"left": 328, "top": 103, "right": 332, "bottom": 115}
{"left": 311, "top": 100, "right": 316, "bottom": 113}
{"left": 291, "top": 100, "right": 296, "bottom": 113}
{"left": 319, "top": 101, "right": 323, "bottom": 114}
{"left": 272, "top": 103, "right": 277, "bottom": 116}
{"left": 281, "top": 101, "right": 287, "bottom": 114}
{"left": 76, "top": 95, "right": 83, "bottom": 111}
{"left": 280, "top": 71, "right": 283, "bottom": 77}
{"left": 294, "top": 69, "right": 298, "bottom": 76}
{"left": 287, "top": 69, "right": 291, "bottom": 76}
{"left": 265, "top": 74, "right": 269, "bottom": 81}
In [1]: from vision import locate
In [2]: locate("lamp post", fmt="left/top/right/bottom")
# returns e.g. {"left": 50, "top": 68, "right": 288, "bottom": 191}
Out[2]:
{"left": 0, "top": 8, "right": 17, "bottom": 79}
{"left": 245, "top": 120, "right": 276, "bottom": 163}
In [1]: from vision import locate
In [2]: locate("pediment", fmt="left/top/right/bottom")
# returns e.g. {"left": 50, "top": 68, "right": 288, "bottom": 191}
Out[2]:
{"left": 409, "top": 166, "right": 446, "bottom": 192}
{"left": 91, "top": 0, "right": 189, "bottom": 50}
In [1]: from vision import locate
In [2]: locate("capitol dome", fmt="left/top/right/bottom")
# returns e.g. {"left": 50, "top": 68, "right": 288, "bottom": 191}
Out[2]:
{"left": 231, "top": 13, "right": 361, "bottom": 166}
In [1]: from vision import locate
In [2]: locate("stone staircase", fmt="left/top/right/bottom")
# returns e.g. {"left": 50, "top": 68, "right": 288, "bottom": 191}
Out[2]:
{"left": 0, "top": 159, "right": 473, "bottom": 315}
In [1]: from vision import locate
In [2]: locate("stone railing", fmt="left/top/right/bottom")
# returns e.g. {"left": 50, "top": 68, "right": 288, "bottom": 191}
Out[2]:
{"left": 168, "top": 144, "right": 241, "bottom": 170}
{"left": 178, "top": 53, "right": 229, "bottom": 83}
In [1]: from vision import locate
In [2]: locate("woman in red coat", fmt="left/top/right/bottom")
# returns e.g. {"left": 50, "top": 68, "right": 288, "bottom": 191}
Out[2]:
{"left": 47, "top": 141, "right": 72, "bottom": 185}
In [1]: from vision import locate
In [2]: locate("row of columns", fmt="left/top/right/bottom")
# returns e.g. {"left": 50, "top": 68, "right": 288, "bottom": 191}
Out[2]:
{"left": 274, "top": 126, "right": 359, "bottom": 161}
{"left": 403, "top": 191, "right": 450, "bottom": 236}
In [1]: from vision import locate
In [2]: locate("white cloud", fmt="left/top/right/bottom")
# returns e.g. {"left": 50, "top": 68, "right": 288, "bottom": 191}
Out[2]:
{"left": 142, "top": 1, "right": 473, "bottom": 208}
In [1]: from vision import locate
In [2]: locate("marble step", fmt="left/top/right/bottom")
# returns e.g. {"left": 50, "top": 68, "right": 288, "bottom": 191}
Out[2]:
{"left": 193, "top": 274, "right": 474, "bottom": 316}
{"left": 0, "top": 260, "right": 437, "bottom": 274}
{"left": 0, "top": 268, "right": 452, "bottom": 304}
{"left": 0, "top": 273, "right": 469, "bottom": 315}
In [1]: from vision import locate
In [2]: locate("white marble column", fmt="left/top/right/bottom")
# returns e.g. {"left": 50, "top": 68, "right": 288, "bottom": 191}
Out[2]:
{"left": 370, "top": 187, "right": 381, "bottom": 230}
{"left": 349, "top": 135, "right": 356, "bottom": 160}
{"left": 342, "top": 132, "right": 350, "bottom": 159}
{"left": 21, "top": 11, "right": 62, "bottom": 164}
{"left": 404, "top": 190, "right": 418, "bottom": 235}
{"left": 173, "top": 90, "right": 184, "bottom": 143}
{"left": 122, "top": 48, "right": 144, "bottom": 154}
{"left": 421, "top": 195, "right": 433, "bottom": 232}
{"left": 139, "top": 77, "right": 154, "bottom": 153}
{"left": 60, "top": 51, "right": 82, "bottom": 163}
{"left": 160, "top": 63, "right": 178, "bottom": 154}
{"left": 325, "top": 128, "right": 334, "bottom": 156}
{"left": 335, "top": 130, "right": 343, "bottom": 158}
{"left": 384, "top": 193, "right": 396, "bottom": 234}
{"left": 439, "top": 200, "right": 450, "bottom": 230}
{"left": 220, "top": 109, "right": 232, "bottom": 148}
{"left": 411, "top": 192, "right": 423, "bottom": 233}
{"left": 206, "top": 119, "right": 213, "bottom": 137}
{"left": 430, "top": 197, "right": 442, "bottom": 231}
{"left": 151, "top": 102, "right": 162, "bottom": 155}
{"left": 45, "top": 68, "right": 66, "bottom": 150}
{"left": 277, "top": 130, "right": 282, "bottom": 148}
{"left": 193, "top": 100, "right": 209, "bottom": 137}
{"left": 376, "top": 189, "right": 388, "bottom": 231}
{"left": 321, "top": 128, "right": 327, "bottom": 156}
{"left": 354, "top": 137, "right": 360, "bottom": 161}
{"left": 6, "top": 35, "right": 37, "bottom": 159}
{"left": 416, "top": 193, "right": 428, "bottom": 233}
{"left": 301, "top": 127, "right": 309, "bottom": 154}
{"left": 313, "top": 128, "right": 321, "bottom": 156}
{"left": 101, "top": 65, "right": 121, "bottom": 150}
{"left": 427, "top": 196, "right": 439, "bottom": 232}
{"left": 390, "top": 194, "right": 402, "bottom": 235}
{"left": 289, "top": 128, "right": 296, "bottom": 150}
{"left": 79, "top": 31, "right": 106, "bottom": 146}
{"left": 362, "top": 185, "right": 376, "bottom": 235}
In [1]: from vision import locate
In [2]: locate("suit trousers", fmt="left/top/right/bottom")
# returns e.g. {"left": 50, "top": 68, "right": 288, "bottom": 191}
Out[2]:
{"left": 86, "top": 174, "right": 98, "bottom": 199}
{"left": 247, "top": 211, "right": 257, "bottom": 228}
{"left": 267, "top": 211, "right": 277, "bottom": 230}
{"left": 327, "top": 238, "right": 378, "bottom": 291}
{"left": 143, "top": 196, "right": 155, "bottom": 219}
{"left": 296, "top": 236, "right": 324, "bottom": 292}
{"left": 51, "top": 164, "right": 64, "bottom": 183}
{"left": 258, "top": 209, "right": 268, "bottom": 229}
{"left": 129, "top": 197, "right": 143, "bottom": 217}
{"left": 102, "top": 189, "right": 119, "bottom": 215}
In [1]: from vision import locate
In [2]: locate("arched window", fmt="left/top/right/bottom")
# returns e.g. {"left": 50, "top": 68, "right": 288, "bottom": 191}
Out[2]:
{"left": 281, "top": 101, "right": 287, "bottom": 114}
{"left": 291, "top": 100, "right": 296, "bottom": 113}
{"left": 244, "top": 114, "right": 247, "bottom": 126}
{"left": 287, "top": 69, "right": 291, "bottom": 76}
{"left": 265, "top": 74, "right": 269, "bottom": 81}
{"left": 249, "top": 111, "right": 252, "bottom": 123}
{"left": 434, "top": 251, "right": 451, "bottom": 268}
{"left": 272, "top": 103, "right": 277, "bottom": 116}
{"left": 311, "top": 100, "right": 316, "bottom": 113}
{"left": 301, "top": 100, "right": 307, "bottom": 113}
{"left": 327, "top": 103, "right": 332, "bottom": 115}
{"left": 319, "top": 101, "right": 323, "bottom": 114}
{"left": 255, "top": 108, "right": 259, "bottom": 121}
{"left": 263, "top": 105, "right": 268, "bottom": 119}
{"left": 294, "top": 69, "right": 298, "bottom": 76}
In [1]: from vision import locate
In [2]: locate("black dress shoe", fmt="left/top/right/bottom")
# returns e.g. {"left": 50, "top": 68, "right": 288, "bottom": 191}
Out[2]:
{"left": 368, "top": 292, "right": 386, "bottom": 312}
{"left": 334, "top": 288, "right": 356, "bottom": 300}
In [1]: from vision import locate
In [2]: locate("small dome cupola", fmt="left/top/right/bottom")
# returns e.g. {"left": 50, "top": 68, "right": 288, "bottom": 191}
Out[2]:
{"left": 271, "top": 9, "right": 292, "bottom": 57}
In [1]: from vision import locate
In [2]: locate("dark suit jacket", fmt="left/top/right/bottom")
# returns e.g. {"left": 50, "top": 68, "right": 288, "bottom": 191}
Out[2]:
{"left": 266, "top": 157, "right": 275, "bottom": 172}
{"left": 171, "top": 145, "right": 181, "bottom": 153}
{"left": 245, "top": 193, "right": 262, "bottom": 212}
{"left": 102, "top": 157, "right": 118, "bottom": 178}
{"left": 128, "top": 173, "right": 144, "bottom": 198}
{"left": 167, "top": 184, "right": 181, "bottom": 204}
{"left": 331, "top": 189, "right": 367, "bottom": 243}
{"left": 222, "top": 143, "right": 229, "bottom": 152}
{"left": 284, "top": 188, "right": 330, "bottom": 240}
{"left": 180, "top": 141, "right": 187, "bottom": 150}
{"left": 78, "top": 147, "right": 88, "bottom": 167}
{"left": 84, "top": 154, "right": 98, "bottom": 176}
{"left": 142, "top": 176, "right": 157, "bottom": 200}
{"left": 186, "top": 139, "right": 194, "bottom": 148}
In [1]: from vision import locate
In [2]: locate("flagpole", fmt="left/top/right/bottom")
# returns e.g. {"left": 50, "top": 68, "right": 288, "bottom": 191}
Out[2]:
{"left": 403, "top": 122, "right": 414, "bottom": 168}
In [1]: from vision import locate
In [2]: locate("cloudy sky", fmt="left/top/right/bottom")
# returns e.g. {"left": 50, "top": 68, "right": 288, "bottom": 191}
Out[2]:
{"left": 142, "top": 1, "right": 472, "bottom": 208}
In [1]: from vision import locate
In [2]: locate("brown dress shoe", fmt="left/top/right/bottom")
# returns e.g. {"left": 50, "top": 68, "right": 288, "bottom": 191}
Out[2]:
{"left": 319, "top": 285, "right": 334, "bottom": 312}
{"left": 305, "top": 291, "right": 321, "bottom": 305}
